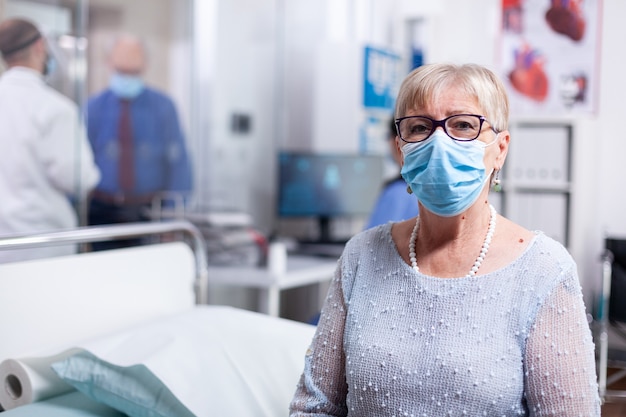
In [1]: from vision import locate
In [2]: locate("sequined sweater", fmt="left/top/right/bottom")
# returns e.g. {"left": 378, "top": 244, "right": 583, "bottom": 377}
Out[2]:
{"left": 289, "top": 223, "right": 600, "bottom": 416}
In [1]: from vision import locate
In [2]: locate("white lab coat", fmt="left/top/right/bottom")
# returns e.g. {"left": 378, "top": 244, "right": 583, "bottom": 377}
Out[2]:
{"left": 0, "top": 67, "right": 100, "bottom": 263}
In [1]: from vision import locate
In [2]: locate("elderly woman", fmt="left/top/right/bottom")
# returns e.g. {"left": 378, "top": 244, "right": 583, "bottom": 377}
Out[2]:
{"left": 289, "top": 63, "right": 600, "bottom": 416}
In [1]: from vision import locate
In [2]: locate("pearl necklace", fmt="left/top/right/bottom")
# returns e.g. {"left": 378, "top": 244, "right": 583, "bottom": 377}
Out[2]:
{"left": 409, "top": 204, "right": 497, "bottom": 278}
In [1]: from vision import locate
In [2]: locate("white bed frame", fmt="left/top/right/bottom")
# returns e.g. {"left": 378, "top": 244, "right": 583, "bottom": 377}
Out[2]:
{"left": 0, "top": 221, "right": 208, "bottom": 361}
{"left": 0, "top": 221, "right": 314, "bottom": 417}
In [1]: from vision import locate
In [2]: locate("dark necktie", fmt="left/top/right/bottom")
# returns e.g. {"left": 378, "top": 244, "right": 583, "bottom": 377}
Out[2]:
{"left": 118, "top": 100, "right": 134, "bottom": 193}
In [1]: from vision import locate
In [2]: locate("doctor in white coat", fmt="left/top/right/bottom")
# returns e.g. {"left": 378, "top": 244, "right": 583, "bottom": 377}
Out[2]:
{"left": 0, "top": 18, "right": 100, "bottom": 263}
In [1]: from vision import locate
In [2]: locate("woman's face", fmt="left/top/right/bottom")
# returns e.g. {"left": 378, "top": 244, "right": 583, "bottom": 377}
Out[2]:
{"left": 398, "top": 85, "right": 510, "bottom": 170}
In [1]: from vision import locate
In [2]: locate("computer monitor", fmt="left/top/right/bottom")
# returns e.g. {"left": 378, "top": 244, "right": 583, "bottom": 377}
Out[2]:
{"left": 277, "top": 151, "right": 384, "bottom": 242}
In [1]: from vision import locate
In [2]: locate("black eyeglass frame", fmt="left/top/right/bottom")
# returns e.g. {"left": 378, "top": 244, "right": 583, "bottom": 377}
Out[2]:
{"left": 395, "top": 114, "right": 499, "bottom": 143}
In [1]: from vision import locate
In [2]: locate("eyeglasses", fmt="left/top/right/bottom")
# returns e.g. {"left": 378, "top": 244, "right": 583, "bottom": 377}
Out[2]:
{"left": 395, "top": 114, "right": 497, "bottom": 143}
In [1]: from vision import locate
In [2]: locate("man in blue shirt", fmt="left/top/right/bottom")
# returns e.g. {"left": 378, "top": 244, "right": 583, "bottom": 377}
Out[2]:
{"left": 87, "top": 33, "right": 192, "bottom": 248}
{"left": 365, "top": 117, "right": 418, "bottom": 229}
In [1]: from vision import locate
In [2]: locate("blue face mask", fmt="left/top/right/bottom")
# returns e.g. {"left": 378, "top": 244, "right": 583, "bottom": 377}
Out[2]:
{"left": 43, "top": 54, "right": 56, "bottom": 77}
{"left": 400, "top": 130, "right": 496, "bottom": 217}
{"left": 109, "top": 73, "right": 145, "bottom": 100}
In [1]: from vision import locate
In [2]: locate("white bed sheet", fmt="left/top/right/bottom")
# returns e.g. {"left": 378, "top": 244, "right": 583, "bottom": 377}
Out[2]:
{"left": 0, "top": 392, "right": 123, "bottom": 417}
{"left": 75, "top": 305, "right": 315, "bottom": 417}
{"left": 2, "top": 306, "right": 315, "bottom": 417}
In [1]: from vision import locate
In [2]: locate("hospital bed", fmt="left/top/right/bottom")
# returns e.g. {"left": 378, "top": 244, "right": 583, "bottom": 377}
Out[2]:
{"left": 0, "top": 221, "right": 316, "bottom": 417}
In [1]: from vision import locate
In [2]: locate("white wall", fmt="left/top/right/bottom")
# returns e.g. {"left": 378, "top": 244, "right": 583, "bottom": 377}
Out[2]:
{"left": 4, "top": 0, "right": 70, "bottom": 33}
{"left": 193, "top": 0, "right": 278, "bottom": 229}
{"left": 597, "top": 1, "right": 626, "bottom": 239}
{"left": 588, "top": 0, "right": 626, "bottom": 312}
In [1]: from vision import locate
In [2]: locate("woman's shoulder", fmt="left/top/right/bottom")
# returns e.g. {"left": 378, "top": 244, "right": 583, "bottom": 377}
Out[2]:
{"left": 493, "top": 216, "right": 573, "bottom": 273}
{"left": 340, "top": 223, "right": 399, "bottom": 268}
{"left": 527, "top": 232, "right": 574, "bottom": 265}
{"left": 338, "top": 223, "right": 399, "bottom": 299}
{"left": 514, "top": 231, "right": 578, "bottom": 289}
{"left": 346, "top": 223, "right": 393, "bottom": 250}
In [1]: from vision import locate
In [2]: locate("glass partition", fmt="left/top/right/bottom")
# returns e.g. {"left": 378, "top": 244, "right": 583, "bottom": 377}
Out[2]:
{"left": 0, "top": 0, "right": 92, "bottom": 250}
{"left": 0, "top": 0, "right": 196, "bottom": 246}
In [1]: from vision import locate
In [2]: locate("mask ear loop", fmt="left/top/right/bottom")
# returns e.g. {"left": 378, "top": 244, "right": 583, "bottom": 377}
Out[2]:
{"left": 478, "top": 130, "right": 501, "bottom": 148}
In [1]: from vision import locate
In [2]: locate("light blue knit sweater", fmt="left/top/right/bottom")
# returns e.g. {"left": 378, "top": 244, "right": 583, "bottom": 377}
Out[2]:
{"left": 290, "top": 223, "right": 600, "bottom": 416}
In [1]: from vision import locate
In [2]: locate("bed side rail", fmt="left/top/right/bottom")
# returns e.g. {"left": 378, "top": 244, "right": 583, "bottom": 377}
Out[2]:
{"left": 0, "top": 221, "right": 209, "bottom": 304}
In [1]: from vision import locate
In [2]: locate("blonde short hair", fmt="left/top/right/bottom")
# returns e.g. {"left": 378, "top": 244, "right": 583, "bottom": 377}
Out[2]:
{"left": 394, "top": 63, "right": 509, "bottom": 132}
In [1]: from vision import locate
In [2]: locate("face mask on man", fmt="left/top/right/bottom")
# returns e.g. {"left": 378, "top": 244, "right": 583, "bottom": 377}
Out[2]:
{"left": 400, "top": 129, "right": 497, "bottom": 217}
{"left": 109, "top": 72, "right": 145, "bottom": 100}
{"left": 43, "top": 53, "right": 56, "bottom": 77}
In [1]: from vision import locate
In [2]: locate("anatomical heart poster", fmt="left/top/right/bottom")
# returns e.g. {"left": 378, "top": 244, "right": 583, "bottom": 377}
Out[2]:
{"left": 500, "top": 0, "right": 602, "bottom": 116}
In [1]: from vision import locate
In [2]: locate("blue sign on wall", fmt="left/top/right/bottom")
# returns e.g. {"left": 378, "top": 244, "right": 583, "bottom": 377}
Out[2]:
{"left": 363, "top": 46, "right": 400, "bottom": 110}
{"left": 411, "top": 47, "right": 424, "bottom": 71}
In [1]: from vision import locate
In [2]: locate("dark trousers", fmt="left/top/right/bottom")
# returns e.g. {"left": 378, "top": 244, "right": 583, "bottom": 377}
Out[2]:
{"left": 88, "top": 199, "right": 151, "bottom": 251}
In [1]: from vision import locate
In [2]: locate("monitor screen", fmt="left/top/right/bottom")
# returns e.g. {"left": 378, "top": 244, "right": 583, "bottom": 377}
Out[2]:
{"left": 277, "top": 152, "right": 384, "bottom": 219}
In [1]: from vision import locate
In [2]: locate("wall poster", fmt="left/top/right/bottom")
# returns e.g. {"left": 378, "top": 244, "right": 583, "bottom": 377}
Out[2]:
{"left": 500, "top": 0, "right": 602, "bottom": 116}
{"left": 362, "top": 46, "right": 400, "bottom": 111}
{"left": 360, "top": 46, "right": 401, "bottom": 157}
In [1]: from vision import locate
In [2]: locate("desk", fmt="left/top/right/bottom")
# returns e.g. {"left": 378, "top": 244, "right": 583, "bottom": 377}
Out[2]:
{"left": 207, "top": 255, "right": 338, "bottom": 317}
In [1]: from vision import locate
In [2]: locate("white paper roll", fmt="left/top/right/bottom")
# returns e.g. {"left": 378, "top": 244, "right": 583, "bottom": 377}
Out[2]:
{"left": 0, "top": 347, "right": 84, "bottom": 410}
